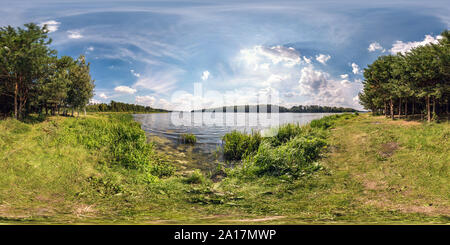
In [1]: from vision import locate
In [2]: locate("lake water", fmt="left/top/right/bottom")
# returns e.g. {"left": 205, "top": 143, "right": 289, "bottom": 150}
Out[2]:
{"left": 134, "top": 112, "right": 337, "bottom": 171}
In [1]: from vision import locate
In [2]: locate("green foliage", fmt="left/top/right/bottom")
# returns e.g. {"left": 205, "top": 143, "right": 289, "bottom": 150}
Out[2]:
{"left": 0, "top": 23, "right": 94, "bottom": 119}
{"left": 58, "top": 114, "right": 174, "bottom": 177}
{"left": 249, "top": 136, "right": 326, "bottom": 177}
{"left": 223, "top": 114, "right": 355, "bottom": 178}
{"left": 222, "top": 130, "right": 262, "bottom": 160}
{"left": 180, "top": 133, "right": 197, "bottom": 144}
{"left": 359, "top": 29, "right": 449, "bottom": 121}
{"left": 184, "top": 169, "right": 207, "bottom": 184}
{"left": 86, "top": 101, "right": 168, "bottom": 113}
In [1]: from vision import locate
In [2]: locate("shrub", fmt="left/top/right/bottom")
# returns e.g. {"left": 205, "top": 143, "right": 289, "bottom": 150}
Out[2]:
{"left": 222, "top": 130, "right": 261, "bottom": 160}
{"left": 180, "top": 133, "right": 197, "bottom": 144}
{"left": 251, "top": 136, "right": 326, "bottom": 177}
{"left": 184, "top": 169, "right": 206, "bottom": 184}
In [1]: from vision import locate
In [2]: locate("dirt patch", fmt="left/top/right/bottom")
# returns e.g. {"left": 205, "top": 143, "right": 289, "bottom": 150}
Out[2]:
{"left": 378, "top": 142, "right": 399, "bottom": 158}
{"left": 74, "top": 204, "right": 97, "bottom": 218}
{"left": 229, "top": 216, "right": 286, "bottom": 222}
{"left": 386, "top": 120, "right": 421, "bottom": 126}
{"left": 364, "top": 198, "right": 450, "bottom": 216}
{"left": 0, "top": 204, "right": 30, "bottom": 219}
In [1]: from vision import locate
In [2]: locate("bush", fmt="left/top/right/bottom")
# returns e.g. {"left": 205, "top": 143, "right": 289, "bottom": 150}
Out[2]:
{"left": 251, "top": 136, "right": 326, "bottom": 177}
{"left": 184, "top": 169, "right": 206, "bottom": 184}
{"left": 180, "top": 133, "right": 197, "bottom": 144}
{"left": 222, "top": 130, "right": 261, "bottom": 160}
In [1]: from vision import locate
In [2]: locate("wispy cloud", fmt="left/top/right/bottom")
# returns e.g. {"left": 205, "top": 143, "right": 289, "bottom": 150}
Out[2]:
{"left": 67, "top": 30, "right": 83, "bottom": 39}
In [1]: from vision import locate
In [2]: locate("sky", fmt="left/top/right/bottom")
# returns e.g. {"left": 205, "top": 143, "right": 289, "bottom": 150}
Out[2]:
{"left": 1, "top": 0, "right": 448, "bottom": 110}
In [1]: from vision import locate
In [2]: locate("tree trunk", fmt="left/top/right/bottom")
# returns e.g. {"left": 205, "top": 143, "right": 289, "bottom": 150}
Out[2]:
{"left": 405, "top": 98, "right": 408, "bottom": 117}
{"left": 398, "top": 98, "right": 402, "bottom": 118}
{"left": 384, "top": 102, "right": 388, "bottom": 117}
{"left": 433, "top": 97, "right": 436, "bottom": 116}
{"left": 412, "top": 97, "right": 415, "bottom": 117}
{"left": 84, "top": 107, "right": 86, "bottom": 117}
{"left": 72, "top": 107, "right": 74, "bottom": 117}
{"left": 427, "top": 95, "right": 431, "bottom": 122}
{"left": 390, "top": 99, "right": 394, "bottom": 120}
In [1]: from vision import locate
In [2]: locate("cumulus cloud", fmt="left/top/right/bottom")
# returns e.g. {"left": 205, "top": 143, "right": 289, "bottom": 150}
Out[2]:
{"left": 87, "top": 46, "right": 94, "bottom": 52}
{"left": 303, "top": 56, "right": 312, "bottom": 64}
{"left": 130, "top": 69, "right": 140, "bottom": 78}
{"left": 135, "top": 95, "right": 156, "bottom": 106}
{"left": 298, "top": 66, "right": 330, "bottom": 95}
{"left": 114, "top": 86, "right": 137, "bottom": 94}
{"left": 201, "top": 70, "right": 210, "bottom": 81}
{"left": 390, "top": 34, "right": 442, "bottom": 54}
{"left": 368, "top": 42, "right": 385, "bottom": 52}
{"left": 297, "top": 65, "right": 363, "bottom": 109}
{"left": 98, "top": 93, "right": 108, "bottom": 99}
{"left": 340, "top": 74, "right": 349, "bottom": 79}
{"left": 39, "top": 20, "right": 60, "bottom": 33}
{"left": 351, "top": 63, "right": 360, "bottom": 74}
{"left": 315, "top": 54, "right": 331, "bottom": 64}
{"left": 67, "top": 30, "right": 83, "bottom": 39}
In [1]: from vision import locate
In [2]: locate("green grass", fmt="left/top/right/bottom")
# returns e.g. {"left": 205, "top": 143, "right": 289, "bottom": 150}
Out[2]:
{"left": 180, "top": 133, "right": 197, "bottom": 144}
{"left": 0, "top": 112, "right": 448, "bottom": 224}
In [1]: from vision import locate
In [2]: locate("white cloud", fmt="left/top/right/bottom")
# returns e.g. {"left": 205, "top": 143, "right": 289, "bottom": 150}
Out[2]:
{"left": 39, "top": 20, "right": 60, "bottom": 33}
{"left": 130, "top": 69, "right": 141, "bottom": 78}
{"left": 303, "top": 56, "right": 312, "bottom": 64}
{"left": 201, "top": 70, "right": 210, "bottom": 81}
{"left": 135, "top": 95, "right": 156, "bottom": 106}
{"left": 98, "top": 93, "right": 108, "bottom": 99}
{"left": 298, "top": 65, "right": 330, "bottom": 95}
{"left": 114, "top": 86, "right": 137, "bottom": 94}
{"left": 87, "top": 46, "right": 94, "bottom": 52}
{"left": 390, "top": 34, "right": 442, "bottom": 54}
{"left": 297, "top": 65, "right": 363, "bottom": 109}
{"left": 67, "top": 30, "right": 83, "bottom": 39}
{"left": 340, "top": 74, "right": 349, "bottom": 79}
{"left": 368, "top": 42, "right": 385, "bottom": 52}
{"left": 315, "top": 54, "right": 331, "bottom": 64}
{"left": 133, "top": 68, "right": 183, "bottom": 94}
{"left": 89, "top": 98, "right": 101, "bottom": 104}
{"left": 351, "top": 63, "right": 360, "bottom": 74}
{"left": 239, "top": 45, "right": 302, "bottom": 69}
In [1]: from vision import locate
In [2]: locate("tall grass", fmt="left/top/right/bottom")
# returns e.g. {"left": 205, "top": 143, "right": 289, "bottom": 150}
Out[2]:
{"left": 223, "top": 113, "right": 356, "bottom": 178}
{"left": 180, "top": 133, "right": 197, "bottom": 144}
{"left": 222, "top": 130, "right": 262, "bottom": 160}
{"left": 58, "top": 114, "right": 175, "bottom": 176}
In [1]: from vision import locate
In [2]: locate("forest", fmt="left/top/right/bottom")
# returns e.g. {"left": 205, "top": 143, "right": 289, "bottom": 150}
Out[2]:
{"left": 86, "top": 101, "right": 168, "bottom": 113}
{"left": 0, "top": 23, "right": 95, "bottom": 119}
{"left": 359, "top": 30, "right": 449, "bottom": 122}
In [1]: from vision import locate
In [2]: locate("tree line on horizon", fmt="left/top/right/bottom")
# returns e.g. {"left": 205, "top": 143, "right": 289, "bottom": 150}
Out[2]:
{"left": 192, "top": 104, "right": 358, "bottom": 113}
{"left": 86, "top": 100, "right": 168, "bottom": 113}
{"left": 0, "top": 23, "right": 94, "bottom": 119}
{"left": 359, "top": 30, "right": 449, "bottom": 122}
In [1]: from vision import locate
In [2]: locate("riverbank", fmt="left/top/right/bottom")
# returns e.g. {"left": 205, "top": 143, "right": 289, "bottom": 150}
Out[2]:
{"left": 0, "top": 113, "right": 448, "bottom": 224}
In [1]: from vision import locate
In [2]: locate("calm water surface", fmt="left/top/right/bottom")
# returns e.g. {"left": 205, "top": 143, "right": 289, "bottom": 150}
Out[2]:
{"left": 134, "top": 112, "right": 337, "bottom": 170}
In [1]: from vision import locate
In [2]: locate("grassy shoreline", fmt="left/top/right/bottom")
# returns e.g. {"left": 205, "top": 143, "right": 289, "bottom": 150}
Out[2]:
{"left": 0, "top": 113, "right": 448, "bottom": 224}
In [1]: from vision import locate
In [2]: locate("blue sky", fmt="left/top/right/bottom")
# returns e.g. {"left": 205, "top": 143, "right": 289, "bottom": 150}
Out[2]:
{"left": 1, "top": 0, "right": 448, "bottom": 110}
